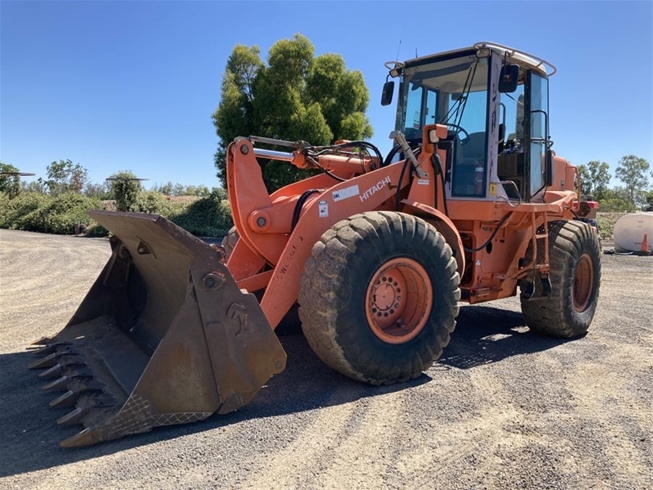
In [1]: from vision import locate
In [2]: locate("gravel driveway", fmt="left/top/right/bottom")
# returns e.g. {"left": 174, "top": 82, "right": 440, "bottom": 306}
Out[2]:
{"left": 0, "top": 229, "right": 651, "bottom": 489}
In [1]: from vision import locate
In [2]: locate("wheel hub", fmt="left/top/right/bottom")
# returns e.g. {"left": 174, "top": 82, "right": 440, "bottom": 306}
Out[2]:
{"left": 365, "top": 258, "right": 433, "bottom": 344}
{"left": 373, "top": 283, "right": 398, "bottom": 310}
{"left": 573, "top": 253, "right": 594, "bottom": 312}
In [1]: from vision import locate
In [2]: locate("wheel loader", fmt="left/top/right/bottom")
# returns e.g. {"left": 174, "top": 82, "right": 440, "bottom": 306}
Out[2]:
{"left": 28, "top": 42, "right": 601, "bottom": 447}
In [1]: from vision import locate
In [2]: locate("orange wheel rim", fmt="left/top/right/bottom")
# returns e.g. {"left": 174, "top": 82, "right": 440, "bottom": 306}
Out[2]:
{"left": 365, "top": 258, "right": 433, "bottom": 344}
{"left": 573, "top": 254, "right": 594, "bottom": 312}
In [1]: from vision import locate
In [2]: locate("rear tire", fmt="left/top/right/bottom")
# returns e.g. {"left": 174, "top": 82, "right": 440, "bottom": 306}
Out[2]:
{"left": 521, "top": 220, "right": 601, "bottom": 338}
{"left": 298, "top": 211, "right": 461, "bottom": 385}
{"left": 221, "top": 226, "right": 239, "bottom": 259}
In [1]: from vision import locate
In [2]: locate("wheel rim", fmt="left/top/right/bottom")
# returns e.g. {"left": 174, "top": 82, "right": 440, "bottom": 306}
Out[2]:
{"left": 573, "top": 254, "right": 594, "bottom": 312}
{"left": 365, "top": 258, "right": 433, "bottom": 344}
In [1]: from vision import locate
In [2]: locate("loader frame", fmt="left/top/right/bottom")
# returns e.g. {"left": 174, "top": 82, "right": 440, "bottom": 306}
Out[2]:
{"left": 227, "top": 126, "right": 580, "bottom": 329}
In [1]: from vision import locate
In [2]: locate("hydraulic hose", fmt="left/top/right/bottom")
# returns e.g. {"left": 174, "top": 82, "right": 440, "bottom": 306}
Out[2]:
{"left": 463, "top": 212, "right": 513, "bottom": 253}
{"left": 291, "top": 189, "right": 321, "bottom": 232}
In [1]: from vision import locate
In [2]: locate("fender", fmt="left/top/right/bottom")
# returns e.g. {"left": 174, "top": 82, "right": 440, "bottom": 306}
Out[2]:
{"left": 400, "top": 200, "right": 465, "bottom": 276}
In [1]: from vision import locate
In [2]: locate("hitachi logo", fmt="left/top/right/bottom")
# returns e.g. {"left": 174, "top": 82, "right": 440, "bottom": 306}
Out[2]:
{"left": 360, "top": 177, "right": 391, "bottom": 202}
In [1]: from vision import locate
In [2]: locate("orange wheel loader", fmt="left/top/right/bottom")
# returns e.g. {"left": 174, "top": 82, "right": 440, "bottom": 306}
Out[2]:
{"left": 28, "top": 42, "right": 601, "bottom": 447}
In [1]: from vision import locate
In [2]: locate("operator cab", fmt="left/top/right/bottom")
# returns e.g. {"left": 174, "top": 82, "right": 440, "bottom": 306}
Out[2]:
{"left": 382, "top": 42, "right": 555, "bottom": 203}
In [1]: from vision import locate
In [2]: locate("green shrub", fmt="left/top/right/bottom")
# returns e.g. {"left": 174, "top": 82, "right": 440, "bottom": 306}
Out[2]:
{"left": 0, "top": 187, "right": 234, "bottom": 238}
{"left": 0, "top": 163, "right": 21, "bottom": 197}
{"left": 170, "top": 193, "right": 233, "bottom": 237}
{"left": 597, "top": 197, "right": 637, "bottom": 213}
{"left": 24, "top": 192, "right": 102, "bottom": 234}
{"left": 129, "top": 191, "right": 174, "bottom": 215}
{"left": 0, "top": 191, "right": 53, "bottom": 230}
{"left": 85, "top": 223, "right": 109, "bottom": 237}
{"left": 108, "top": 171, "right": 142, "bottom": 211}
{"left": 596, "top": 212, "right": 626, "bottom": 240}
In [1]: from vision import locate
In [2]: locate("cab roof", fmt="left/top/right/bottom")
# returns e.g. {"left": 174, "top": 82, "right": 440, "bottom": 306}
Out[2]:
{"left": 400, "top": 41, "right": 556, "bottom": 77}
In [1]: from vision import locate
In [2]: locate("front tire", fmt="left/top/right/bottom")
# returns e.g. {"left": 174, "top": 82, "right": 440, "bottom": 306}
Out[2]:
{"left": 521, "top": 220, "right": 601, "bottom": 338}
{"left": 298, "top": 211, "right": 461, "bottom": 385}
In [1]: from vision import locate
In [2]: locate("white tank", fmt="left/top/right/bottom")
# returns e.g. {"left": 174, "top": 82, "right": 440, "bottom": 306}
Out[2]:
{"left": 613, "top": 212, "right": 653, "bottom": 252}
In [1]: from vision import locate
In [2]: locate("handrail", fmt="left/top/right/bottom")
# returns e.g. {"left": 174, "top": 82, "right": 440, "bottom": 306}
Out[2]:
{"left": 473, "top": 41, "right": 557, "bottom": 76}
{"left": 497, "top": 180, "right": 523, "bottom": 207}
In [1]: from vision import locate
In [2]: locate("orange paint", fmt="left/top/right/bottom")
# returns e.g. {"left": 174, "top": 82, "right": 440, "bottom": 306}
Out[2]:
{"left": 224, "top": 129, "right": 583, "bottom": 328}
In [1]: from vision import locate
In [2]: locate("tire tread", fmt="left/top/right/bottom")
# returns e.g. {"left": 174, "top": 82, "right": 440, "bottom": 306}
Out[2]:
{"left": 299, "top": 211, "right": 460, "bottom": 384}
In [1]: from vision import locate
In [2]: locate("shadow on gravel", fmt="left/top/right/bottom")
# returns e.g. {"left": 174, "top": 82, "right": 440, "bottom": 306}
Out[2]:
{"left": 0, "top": 333, "right": 428, "bottom": 477}
{"left": 0, "top": 304, "right": 571, "bottom": 477}
{"left": 437, "top": 305, "right": 572, "bottom": 369}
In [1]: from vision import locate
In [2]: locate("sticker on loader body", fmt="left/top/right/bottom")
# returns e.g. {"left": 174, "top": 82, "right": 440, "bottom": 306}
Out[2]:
{"left": 332, "top": 185, "right": 359, "bottom": 202}
{"left": 318, "top": 200, "right": 329, "bottom": 218}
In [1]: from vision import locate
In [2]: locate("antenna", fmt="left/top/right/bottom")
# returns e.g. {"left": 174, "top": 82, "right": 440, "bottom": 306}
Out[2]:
{"left": 395, "top": 23, "right": 406, "bottom": 60}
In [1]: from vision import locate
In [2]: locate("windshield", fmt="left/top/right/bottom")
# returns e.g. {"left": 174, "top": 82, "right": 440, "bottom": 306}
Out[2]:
{"left": 395, "top": 54, "right": 489, "bottom": 140}
{"left": 395, "top": 54, "right": 490, "bottom": 197}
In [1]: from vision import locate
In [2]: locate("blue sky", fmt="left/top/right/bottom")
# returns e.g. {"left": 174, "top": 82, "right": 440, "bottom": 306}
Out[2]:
{"left": 2, "top": 0, "right": 651, "bottom": 189}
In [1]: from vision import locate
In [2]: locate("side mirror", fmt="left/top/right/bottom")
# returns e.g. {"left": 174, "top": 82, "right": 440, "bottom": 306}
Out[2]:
{"left": 381, "top": 80, "right": 395, "bottom": 106}
{"left": 498, "top": 123, "right": 506, "bottom": 142}
{"left": 499, "top": 64, "right": 519, "bottom": 93}
{"left": 544, "top": 149, "right": 554, "bottom": 186}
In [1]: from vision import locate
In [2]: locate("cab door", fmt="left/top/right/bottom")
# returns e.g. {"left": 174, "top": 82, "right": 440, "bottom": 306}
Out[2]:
{"left": 526, "top": 72, "right": 549, "bottom": 199}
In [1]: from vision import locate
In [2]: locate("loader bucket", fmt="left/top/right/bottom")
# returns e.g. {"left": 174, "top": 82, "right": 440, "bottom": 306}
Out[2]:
{"left": 28, "top": 211, "right": 286, "bottom": 447}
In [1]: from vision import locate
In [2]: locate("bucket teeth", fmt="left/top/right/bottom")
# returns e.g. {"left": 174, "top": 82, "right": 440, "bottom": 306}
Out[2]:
{"left": 68, "top": 378, "right": 104, "bottom": 393}
{"left": 30, "top": 336, "right": 52, "bottom": 346}
{"left": 32, "top": 342, "right": 70, "bottom": 356}
{"left": 49, "top": 376, "right": 107, "bottom": 408}
{"left": 50, "top": 390, "right": 78, "bottom": 408}
{"left": 38, "top": 364, "right": 64, "bottom": 378}
{"left": 58, "top": 367, "right": 93, "bottom": 380}
{"left": 38, "top": 361, "right": 89, "bottom": 379}
{"left": 61, "top": 428, "right": 96, "bottom": 448}
{"left": 42, "top": 376, "right": 69, "bottom": 391}
{"left": 57, "top": 407, "right": 88, "bottom": 426}
{"left": 42, "top": 368, "right": 98, "bottom": 388}
{"left": 57, "top": 394, "right": 118, "bottom": 427}
{"left": 28, "top": 353, "right": 58, "bottom": 370}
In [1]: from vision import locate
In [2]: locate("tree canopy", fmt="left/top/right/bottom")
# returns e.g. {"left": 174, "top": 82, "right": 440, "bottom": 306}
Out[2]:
{"left": 212, "top": 34, "right": 373, "bottom": 192}
{"left": 614, "top": 155, "right": 650, "bottom": 208}
{"left": 39, "top": 159, "right": 89, "bottom": 196}
{"left": 107, "top": 170, "right": 143, "bottom": 212}
{"left": 578, "top": 160, "right": 611, "bottom": 200}
{"left": 576, "top": 155, "right": 651, "bottom": 212}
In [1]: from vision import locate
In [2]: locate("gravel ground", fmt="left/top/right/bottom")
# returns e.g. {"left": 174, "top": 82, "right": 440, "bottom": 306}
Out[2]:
{"left": 0, "top": 229, "right": 651, "bottom": 489}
